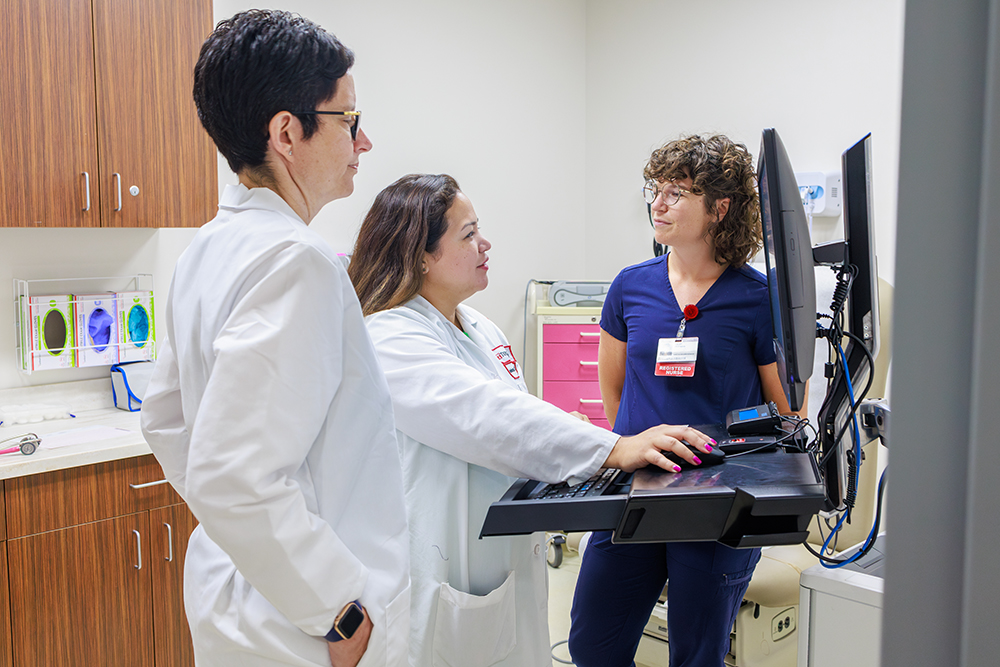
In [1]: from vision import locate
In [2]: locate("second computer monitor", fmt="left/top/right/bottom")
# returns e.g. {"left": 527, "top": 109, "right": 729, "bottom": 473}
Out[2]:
{"left": 842, "top": 133, "right": 880, "bottom": 359}
{"left": 758, "top": 128, "right": 816, "bottom": 412}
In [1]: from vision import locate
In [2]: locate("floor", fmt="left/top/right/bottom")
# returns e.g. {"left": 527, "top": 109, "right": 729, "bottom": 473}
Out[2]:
{"left": 546, "top": 534, "right": 667, "bottom": 667}
{"left": 546, "top": 536, "right": 582, "bottom": 666}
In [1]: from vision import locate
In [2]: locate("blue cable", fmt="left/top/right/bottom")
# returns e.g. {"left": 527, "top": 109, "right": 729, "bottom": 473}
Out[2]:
{"left": 819, "top": 342, "right": 866, "bottom": 569}
{"left": 822, "top": 469, "right": 887, "bottom": 568}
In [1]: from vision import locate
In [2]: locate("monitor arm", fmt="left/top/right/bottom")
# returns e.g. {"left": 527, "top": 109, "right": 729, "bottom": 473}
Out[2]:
{"left": 813, "top": 240, "right": 846, "bottom": 266}
{"left": 859, "top": 398, "right": 891, "bottom": 448}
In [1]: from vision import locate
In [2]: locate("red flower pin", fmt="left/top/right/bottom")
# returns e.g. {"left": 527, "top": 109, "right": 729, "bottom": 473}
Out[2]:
{"left": 683, "top": 304, "right": 699, "bottom": 320}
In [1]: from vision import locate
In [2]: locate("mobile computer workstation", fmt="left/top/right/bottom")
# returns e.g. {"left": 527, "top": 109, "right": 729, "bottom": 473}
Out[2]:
{"left": 481, "top": 129, "right": 881, "bottom": 549}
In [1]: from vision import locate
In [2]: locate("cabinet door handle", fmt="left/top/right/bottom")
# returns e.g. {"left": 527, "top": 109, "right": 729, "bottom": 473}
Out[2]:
{"left": 81, "top": 171, "right": 91, "bottom": 211}
{"left": 164, "top": 522, "right": 174, "bottom": 562}
{"left": 579, "top": 332, "right": 600, "bottom": 337}
{"left": 579, "top": 399, "right": 603, "bottom": 404}
{"left": 133, "top": 530, "right": 142, "bottom": 570}
{"left": 579, "top": 361, "right": 599, "bottom": 366}
{"left": 129, "top": 478, "right": 169, "bottom": 489}
{"left": 113, "top": 172, "right": 122, "bottom": 211}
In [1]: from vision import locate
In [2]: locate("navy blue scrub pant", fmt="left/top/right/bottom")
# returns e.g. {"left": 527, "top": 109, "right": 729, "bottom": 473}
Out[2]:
{"left": 568, "top": 531, "right": 761, "bottom": 667}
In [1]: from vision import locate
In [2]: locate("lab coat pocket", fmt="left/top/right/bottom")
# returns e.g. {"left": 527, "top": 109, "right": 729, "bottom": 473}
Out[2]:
{"left": 384, "top": 585, "right": 410, "bottom": 667}
{"left": 431, "top": 570, "right": 517, "bottom": 667}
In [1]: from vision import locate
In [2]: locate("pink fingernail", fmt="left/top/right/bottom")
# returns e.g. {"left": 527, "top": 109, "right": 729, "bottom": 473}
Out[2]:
{"left": 673, "top": 465, "right": 682, "bottom": 472}
{"left": 693, "top": 456, "right": 702, "bottom": 465}
{"left": 710, "top": 439, "right": 718, "bottom": 445}
{"left": 705, "top": 444, "right": 714, "bottom": 452}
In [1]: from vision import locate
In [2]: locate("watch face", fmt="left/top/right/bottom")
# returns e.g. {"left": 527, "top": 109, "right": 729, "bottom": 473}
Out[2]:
{"left": 338, "top": 603, "right": 365, "bottom": 639}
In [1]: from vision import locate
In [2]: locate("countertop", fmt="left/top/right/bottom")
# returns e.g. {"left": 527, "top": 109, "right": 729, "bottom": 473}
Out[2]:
{"left": 0, "top": 378, "right": 152, "bottom": 480}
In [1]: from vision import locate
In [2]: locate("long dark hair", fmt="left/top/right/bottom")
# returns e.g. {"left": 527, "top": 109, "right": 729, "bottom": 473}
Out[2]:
{"left": 349, "top": 174, "right": 460, "bottom": 316}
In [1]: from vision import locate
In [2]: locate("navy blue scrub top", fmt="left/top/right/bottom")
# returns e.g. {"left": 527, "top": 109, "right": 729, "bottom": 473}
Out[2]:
{"left": 601, "top": 255, "right": 776, "bottom": 436}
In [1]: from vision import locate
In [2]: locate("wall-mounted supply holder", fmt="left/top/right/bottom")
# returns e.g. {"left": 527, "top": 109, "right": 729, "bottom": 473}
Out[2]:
{"left": 13, "top": 275, "right": 155, "bottom": 375}
{"left": 795, "top": 171, "right": 843, "bottom": 218}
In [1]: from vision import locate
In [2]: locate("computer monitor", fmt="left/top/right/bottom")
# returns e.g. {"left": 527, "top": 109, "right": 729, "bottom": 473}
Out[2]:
{"left": 843, "top": 133, "right": 879, "bottom": 359}
{"left": 757, "top": 128, "right": 816, "bottom": 413}
{"left": 815, "top": 134, "right": 880, "bottom": 511}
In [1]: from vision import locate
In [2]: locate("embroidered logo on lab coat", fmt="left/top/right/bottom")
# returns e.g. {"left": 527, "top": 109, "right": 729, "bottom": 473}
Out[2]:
{"left": 492, "top": 344, "right": 521, "bottom": 380}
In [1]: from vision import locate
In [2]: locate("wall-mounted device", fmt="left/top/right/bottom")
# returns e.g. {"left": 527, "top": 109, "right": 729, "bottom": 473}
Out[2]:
{"left": 13, "top": 275, "right": 154, "bottom": 374}
{"left": 548, "top": 281, "right": 610, "bottom": 307}
{"left": 795, "top": 171, "right": 842, "bottom": 218}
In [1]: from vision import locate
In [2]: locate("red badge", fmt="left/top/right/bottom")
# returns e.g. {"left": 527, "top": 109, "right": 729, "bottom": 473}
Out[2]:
{"left": 655, "top": 362, "right": 696, "bottom": 377}
{"left": 492, "top": 344, "right": 521, "bottom": 380}
{"left": 683, "top": 304, "right": 699, "bottom": 320}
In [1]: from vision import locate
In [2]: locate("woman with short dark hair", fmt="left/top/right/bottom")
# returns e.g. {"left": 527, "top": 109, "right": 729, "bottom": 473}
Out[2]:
{"left": 141, "top": 10, "right": 409, "bottom": 667}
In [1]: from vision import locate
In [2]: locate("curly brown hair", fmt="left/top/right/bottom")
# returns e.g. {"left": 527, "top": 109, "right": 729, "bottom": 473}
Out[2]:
{"left": 644, "top": 134, "right": 762, "bottom": 267}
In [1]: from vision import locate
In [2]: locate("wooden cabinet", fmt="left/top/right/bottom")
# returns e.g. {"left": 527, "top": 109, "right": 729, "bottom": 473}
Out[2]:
{"left": 536, "top": 312, "right": 612, "bottom": 430}
{"left": 0, "top": 0, "right": 216, "bottom": 228}
{"left": 0, "top": 493, "right": 10, "bottom": 667}
{"left": 3, "top": 455, "right": 196, "bottom": 666}
{"left": 8, "top": 513, "right": 155, "bottom": 666}
{"left": 150, "top": 504, "right": 198, "bottom": 667}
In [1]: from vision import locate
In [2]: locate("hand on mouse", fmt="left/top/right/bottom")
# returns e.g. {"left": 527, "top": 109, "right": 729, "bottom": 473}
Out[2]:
{"left": 661, "top": 443, "right": 726, "bottom": 470}
{"left": 603, "top": 424, "right": 716, "bottom": 473}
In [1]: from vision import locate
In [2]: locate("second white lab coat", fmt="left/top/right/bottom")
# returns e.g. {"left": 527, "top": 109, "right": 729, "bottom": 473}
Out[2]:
{"left": 365, "top": 296, "right": 618, "bottom": 667}
{"left": 141, "top": 185, "right": 409, "bottom": 667}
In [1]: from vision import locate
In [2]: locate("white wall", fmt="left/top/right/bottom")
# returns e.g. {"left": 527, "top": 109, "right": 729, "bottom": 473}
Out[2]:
{"left": 0, "top": 0, "right": 904, "bottom": 390}
{"left": 213, "top": 0, "right": 590, "bottom": 360}
{"left": 583, "top": 0, "right": 905, "bottom": 285}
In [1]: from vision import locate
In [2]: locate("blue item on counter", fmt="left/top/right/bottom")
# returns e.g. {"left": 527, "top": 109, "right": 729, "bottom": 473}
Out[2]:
{"left": 111, "top": 361, "right": 154, "bottom": 411}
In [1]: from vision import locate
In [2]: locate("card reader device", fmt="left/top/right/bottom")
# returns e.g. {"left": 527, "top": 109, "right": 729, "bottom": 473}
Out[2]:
{"left": 726, "top": 402, "right": 782, "bottom": 435}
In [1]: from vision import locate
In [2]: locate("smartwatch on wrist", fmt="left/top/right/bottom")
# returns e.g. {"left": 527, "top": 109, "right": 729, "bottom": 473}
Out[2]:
{"left": 325, "top": 601, "right": 364, "bottom": 643}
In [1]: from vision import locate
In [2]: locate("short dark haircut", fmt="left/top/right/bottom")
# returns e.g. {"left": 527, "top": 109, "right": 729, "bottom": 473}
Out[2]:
{"left": 644, "top": 134, "right": 762, "bottom": 267}
{"left": 192, "top": 9, "right": 354, "bottom": 176}
{"left": 349, "top": 174, "right": 461, "bottom": 316}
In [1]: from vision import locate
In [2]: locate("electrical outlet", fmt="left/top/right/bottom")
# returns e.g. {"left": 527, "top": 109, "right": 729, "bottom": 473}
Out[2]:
{"left": 771, "top": 607, "right": 796, "bottom": 641}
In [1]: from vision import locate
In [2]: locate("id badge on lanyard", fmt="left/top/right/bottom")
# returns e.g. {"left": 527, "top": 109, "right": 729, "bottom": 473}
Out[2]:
{"left": 655, "top": 304, "right": 699, "bottom": 377}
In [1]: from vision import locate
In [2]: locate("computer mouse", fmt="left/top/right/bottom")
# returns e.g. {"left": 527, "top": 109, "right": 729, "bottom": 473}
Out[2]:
{"left": 661, "top": 442, "right": 726, "bottom": 470}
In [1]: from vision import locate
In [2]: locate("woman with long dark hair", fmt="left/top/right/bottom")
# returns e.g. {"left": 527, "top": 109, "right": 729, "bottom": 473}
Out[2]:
{"left": 349, "top": 173, "right": 714, "bottom": 667}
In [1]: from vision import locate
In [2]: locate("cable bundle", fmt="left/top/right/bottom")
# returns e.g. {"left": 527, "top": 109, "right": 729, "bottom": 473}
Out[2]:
{"left": 806, "top": 263, "right": 884, "bottom": 568}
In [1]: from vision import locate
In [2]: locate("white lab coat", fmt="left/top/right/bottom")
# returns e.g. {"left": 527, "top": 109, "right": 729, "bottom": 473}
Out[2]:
{"left": 365, "top": 296, "right": 618, "bottom": 667}
{"left": 141, "top": 185, "right": 410, "bottom": 667}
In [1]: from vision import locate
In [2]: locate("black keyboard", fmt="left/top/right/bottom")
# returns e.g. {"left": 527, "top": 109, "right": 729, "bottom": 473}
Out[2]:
{"left": 479, "top": 469, "right": 631, "bottom": 537}
{"left": 529, "top": 468, "right": 622, "bottom": 500}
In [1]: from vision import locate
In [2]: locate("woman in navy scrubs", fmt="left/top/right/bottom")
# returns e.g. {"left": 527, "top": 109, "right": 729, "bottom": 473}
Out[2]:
{"left": 568, "top": 135, "right": 796, "bottom": 667}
